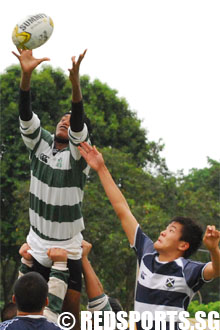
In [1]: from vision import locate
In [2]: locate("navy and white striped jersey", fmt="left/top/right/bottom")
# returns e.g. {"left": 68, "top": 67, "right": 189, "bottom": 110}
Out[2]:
{"left": 0, "top": 316, "right": 62, "bottom": 330}
{"left": 133, "top": 226, "right": 209, "bottom": 323}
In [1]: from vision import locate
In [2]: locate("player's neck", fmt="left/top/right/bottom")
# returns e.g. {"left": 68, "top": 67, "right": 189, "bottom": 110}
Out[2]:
{"left": 158, "top": 251, "right": 182, "bottom": 262}
{"left": 54, "top": 137, "right": 69, "bottom": 150}
{"left": 54, "top": 135, "right": 69, "bottom": 149}
{"left": 54, "top": 141, "right": 68, "bottom": 150}
{"left": 17, "top": 310, "right": 44, "bottom": 316}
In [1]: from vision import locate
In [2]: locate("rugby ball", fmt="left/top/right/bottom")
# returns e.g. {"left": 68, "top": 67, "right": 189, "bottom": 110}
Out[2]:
{"left": 12, "top": 13, "right": 54, "bottom": 50}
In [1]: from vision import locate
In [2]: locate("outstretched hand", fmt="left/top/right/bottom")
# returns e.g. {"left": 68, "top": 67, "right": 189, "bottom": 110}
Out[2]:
{"left": 12, "top": 48, "right": 50, "bottom": 74}
{"left": 203, "top": 225, "right": 220, "bottom": 251}
{"left": 78, "top": 142, "right": 105, "bottom": 171}
{"left": 68, "top": 49, "right": 87, "bottom": 84}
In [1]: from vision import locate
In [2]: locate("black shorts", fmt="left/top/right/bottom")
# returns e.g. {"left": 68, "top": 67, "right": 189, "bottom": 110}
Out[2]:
{"left": 32, "top": 258, "right": 82, "bottom": 292}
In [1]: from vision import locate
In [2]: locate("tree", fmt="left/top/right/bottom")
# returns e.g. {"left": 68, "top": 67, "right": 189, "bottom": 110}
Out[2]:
{"left": 175, "top": 159, "right": 220, "bottom": 303}
{"left": 1, "top": 65, "right": 219, "bottom": 308}
{"left": 176, "top": 158, "right": 220, "bottom": 229}
{"left": 0, "top": 64, "right": 166, "bottom": 305}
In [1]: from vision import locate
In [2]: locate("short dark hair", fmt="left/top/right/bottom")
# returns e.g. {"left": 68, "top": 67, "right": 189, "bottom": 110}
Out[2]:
{"left": 1, "top": 302, "right": 17, "bottom": 321}
{"left": 108, "top": 297, "right": 123, "bottom": 313}
{"left": 170, "top": 216, "right": 203, "bottom": 258}
{"left": 13, "top": 272, "right": 48, "bottom": 313}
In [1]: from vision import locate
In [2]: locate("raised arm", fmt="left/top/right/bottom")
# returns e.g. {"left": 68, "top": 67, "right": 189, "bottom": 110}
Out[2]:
{"left": 81, "top": 240, "right": 104, "bottom": 299}
{"left": 81, "top": 240, "right": 112, "bottom": 313}
{"left": 78, "top": 142, "right": 139, "bottom": 245}
{"left": 203, "top": 225, "right": 220, "bottom": 281}
{"left": 12, "top": 49, "right": 50, "bottom": 121}
{"left": 69, "top": 49, "right": 87, "bottom": 103}
{"left": 68, "top": 49, "right": 87, "bottom": 133}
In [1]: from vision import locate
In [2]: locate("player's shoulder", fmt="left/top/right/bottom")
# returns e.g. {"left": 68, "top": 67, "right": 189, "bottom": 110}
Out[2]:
{"left": 181, "top": 257, "right": 206, "bottom": 268}
{"left": 135, "top": 226, "right": 154, "bottom": 251}
{"left": 0, "top": 317, "right": 61, "bottom": 330}
{"left": 0, "top": 317, "right": 20, "bottom": 329}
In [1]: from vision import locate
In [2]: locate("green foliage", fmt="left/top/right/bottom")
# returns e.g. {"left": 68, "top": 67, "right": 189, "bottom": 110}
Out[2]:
{"left": 199, "top": 277, "right": 220, "bottom": 303}
{"left": 0, "top": 65, "right": 219, "bottom": 310}
{"left": 188, "top": 300, "right": 220, "bottom": 318}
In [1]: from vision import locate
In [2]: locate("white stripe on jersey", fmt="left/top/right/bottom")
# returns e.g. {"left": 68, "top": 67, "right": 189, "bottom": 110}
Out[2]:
{"left": 47, "top": 277, "right": 68, "bottom": 300}
{"left": 87, "top": 295, "right": 110, "bottom": 312}
{"left": 20, "top": 113, "right": 40, "bottom": 132}
{"left": 20, "top": 114, "right": 41, "bottom": 151}
{"left": 30, "top": 174, "right": 84, "bottom": 206}
{"left": 29, "top": 209, "right": 84, "bottom": 239}
{"left": 138, "top": 259, "right": 193, "bottom": 296}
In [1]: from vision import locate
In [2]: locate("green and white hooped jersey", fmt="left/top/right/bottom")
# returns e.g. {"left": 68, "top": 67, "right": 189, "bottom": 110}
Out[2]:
{"left": 20, "top": 113, "right": 90, "bottom": 242}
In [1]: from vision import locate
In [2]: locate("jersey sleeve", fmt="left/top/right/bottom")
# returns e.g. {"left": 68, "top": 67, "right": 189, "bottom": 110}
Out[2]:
{"left": 132, "top": 225, "right": 155, "bottom": 264}
{"left": 18, "top": 258, "right": 34, "bottom": 278}
{"left": 87, "top": 294, "right": 112, "bottom": 327}
{"left": 68, "top": 123, "right": 90, "bottom": 160}
{"left": 44, "top": 263, "right": 69, "bottom": 323}
{"left": 19, "top": 112, "right": 41, "bottom": 151}
{"left": 183, "top": 259, "right": 212, "bottom": 292}
{"left": 87, "top": 293, "right": 112, "bottom": 312}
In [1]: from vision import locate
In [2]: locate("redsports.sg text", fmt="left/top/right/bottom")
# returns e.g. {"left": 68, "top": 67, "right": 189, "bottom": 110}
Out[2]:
{"left": 57, "top": 310, "right": 220, "bottom": 330}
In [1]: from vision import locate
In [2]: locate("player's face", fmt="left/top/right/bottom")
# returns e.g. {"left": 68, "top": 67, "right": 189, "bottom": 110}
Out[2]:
{"left": 154, "top": 222, "right": 184, "bottom": 255}
{"left": 55, "top": 114, "right": 71, "bottom": 140}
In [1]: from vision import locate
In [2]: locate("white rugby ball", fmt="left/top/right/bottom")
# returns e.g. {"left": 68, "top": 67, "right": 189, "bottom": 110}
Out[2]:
{"left": 12, "top": 13, "right": 54, "bottom": 50}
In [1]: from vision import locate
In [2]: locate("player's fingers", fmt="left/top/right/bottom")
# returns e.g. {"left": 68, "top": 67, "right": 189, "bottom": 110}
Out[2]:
{"left": 19, "top": 242, "right": 30, "bottom": 253}
{"left": 205, "top": 226, "right": 212, "bottom": 237}
{"left": 93, "top": 146, "right": 100, "bottom": 155}
{"left": 209, "top": 225, "right": 216, "bottom": 236}
{"left": 71, "top": 56, "right": 76, "bottom": 66}
{"left": 213, "top": 229, "right": 220, "bottom": 238}
{"left": 81, "top": 141, "right": 92, "bottom": 153}
{"left": 12, "top": 51, "right": 20, "bottom": 59}
{"left": 16, "top": 47, "right": 22, "bottom": 54}
{"left": 78, "top": 146, "right": 88, "bottom": 159}
{"left": 81, "top": 49, "right": 87, "bottom": 59}
{"left": 38, "top": 57, "right": 50, "bottom": 64}
{"left": 77, "top": 49, "right": 87, "bottom": 64}
{"left": 206, "top": 225, "right": 213, "bottom": 232}
{"left": 206, "top": 225, "right": 219, "bottom": 238}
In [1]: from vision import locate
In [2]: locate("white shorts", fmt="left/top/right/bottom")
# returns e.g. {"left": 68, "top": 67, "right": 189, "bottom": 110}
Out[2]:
{"left": 27, "top": 227, "right": 83, "bottom": 267}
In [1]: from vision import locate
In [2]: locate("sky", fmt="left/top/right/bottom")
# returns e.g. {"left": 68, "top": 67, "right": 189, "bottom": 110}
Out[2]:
{"left": 1, "top": 0, "right": 219, "bottom": 174}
